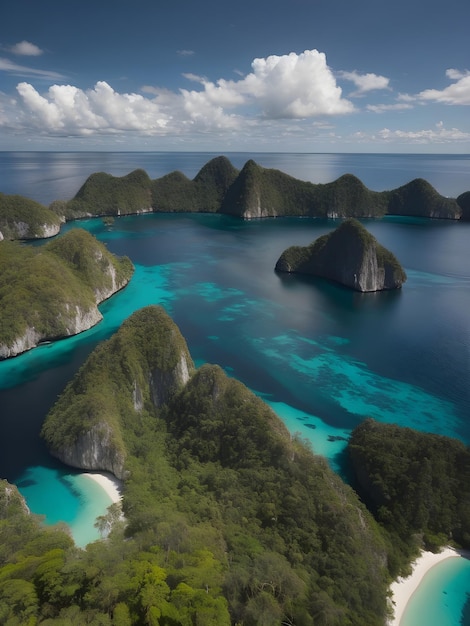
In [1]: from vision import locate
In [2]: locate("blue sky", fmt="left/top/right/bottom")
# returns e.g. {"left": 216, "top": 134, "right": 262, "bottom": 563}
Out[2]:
{"left": 1, "top": 0, "right": 469, "bottom": 152}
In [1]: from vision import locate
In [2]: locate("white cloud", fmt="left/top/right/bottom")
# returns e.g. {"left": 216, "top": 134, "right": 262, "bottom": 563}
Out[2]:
{"left": 14, "top": 81, "right": 170, "bottom": 136}
{"left": 10, "top": 41, "right": 43, "bottom": 56}
{"left": 5, "top": 49, "right": 355, "bottom": 138}
{"left": 239, "top": 50, "right": 354, "bottom": 117}
{"left": 339, "top": 70, "right": 390, "bottom": 95}
{"left": 0, "top": 57, "right": 64, "bottom": 80}
{"left": 177, "top": 49, "right": 195, "bottom": 57}
{"left": 367, "top": 103, "right": 413, "bottom": 113}
{"left": 378, "top": 122, "right": 470, "bottom": 143}
{"left": 446, "top": 68, "right": 467, "bottom": 80}
{"left": 417, "top": 70, "right": 470, "bottom": 105}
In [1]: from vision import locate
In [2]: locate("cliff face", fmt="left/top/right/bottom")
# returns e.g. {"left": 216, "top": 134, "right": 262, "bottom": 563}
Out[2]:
{"left": 0, "top": 193, "right": 62, "bottom": 240}
{"left": 275, "top": 218, "right": 406, "bottom": 292}
{"left": 0, "top": 229, "right": 134, "bottom": 359}
{"left": 49, "top": 422, "right": 128, "bottom": 480}
{"left": 42, "top": 306, "right": 195, "bottom": 479}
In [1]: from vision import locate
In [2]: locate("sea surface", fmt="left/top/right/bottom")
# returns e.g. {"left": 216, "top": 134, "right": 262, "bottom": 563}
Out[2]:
{"left": 0, "top": 152, "right": 469, "bottom": 622}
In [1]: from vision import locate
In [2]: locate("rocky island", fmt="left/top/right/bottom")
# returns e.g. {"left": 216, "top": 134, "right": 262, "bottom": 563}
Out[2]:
{"left": 0, "top": 192, "right": 62, "bottom": 240}
{"left": 275, "top": 218, "right": 407, "bottom": 292}
{"left": 1, "top": 157, "right": 466, "bottom": 241}
{"left": 1, "top": 305, "right": 468, "bottom": 624}
{"left": 0, "top": 228, "right": 133, "bottom": 358}
{"left": 39, "top": 305, "right": 390, "bottom": 625}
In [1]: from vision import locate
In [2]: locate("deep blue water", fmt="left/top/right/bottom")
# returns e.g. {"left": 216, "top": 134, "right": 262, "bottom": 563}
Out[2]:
{"left": 0, "top": 152, "right": 469, "bottom": 621}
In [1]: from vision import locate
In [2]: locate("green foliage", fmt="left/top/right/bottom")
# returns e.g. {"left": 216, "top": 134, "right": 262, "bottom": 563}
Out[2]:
{"left": 42, "top": 306, "right": 194, "bottom": 471}
{"left": 151, "top": 155, "right": 238, "bottom": 212}
{"left": 67, "top": 169, "right": 153, "bottom": 217}
{"left": 0, "top": 192, "right": 61, "bottom": 240}
{"left": 41, "top": 308, "right": 390, "bottom": 624}
{"left": 387, "top": 178, "right": 461, "bottom": 218}
{"left": 0, "top": 229, "right": 133, "bottom": 355}
{"left": 349, "top": 418, "right": 470, "bottom": 569}
{"left": 276, "top": 218, "right": 407, "bottom": 290}
{"left": 46, "top": 157, "right": 464, "bottom": 225}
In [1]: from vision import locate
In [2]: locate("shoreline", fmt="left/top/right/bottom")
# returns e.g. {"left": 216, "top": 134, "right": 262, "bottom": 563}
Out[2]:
{"left": 81, "top": 471, "right": 123, "bottom": 504}
{"left": 388, "top": 547, "right": 463, "bottom": 625}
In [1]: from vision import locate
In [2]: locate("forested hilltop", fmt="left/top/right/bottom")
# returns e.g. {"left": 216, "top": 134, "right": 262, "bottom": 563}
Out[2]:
{"left": 1, "top": 156, "right": 468, "bottom": 241}
{"left": 275, "top": 218, "right": 407, "bottom": 292}
{"left": 38, "top": 306, "right": 390, "bottom": 625}
{"left": 0, "top": 229, "right": 134, "bottom": 358}
{"left": 1, "top": 306, "right": 468, "bottom": 623}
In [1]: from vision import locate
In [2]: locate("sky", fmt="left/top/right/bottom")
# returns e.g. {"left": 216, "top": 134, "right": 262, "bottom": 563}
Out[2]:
{"left": 0, "top": 0, "right": 469, "bottom": 153}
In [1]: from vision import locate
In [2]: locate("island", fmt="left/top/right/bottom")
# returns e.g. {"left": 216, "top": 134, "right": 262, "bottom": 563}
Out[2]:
{"left": 1, "top": 157, "right": 467, "bottom": 241}
{"left": 37, "top": 305, "right": 390, "bottom": 625}
{"left": 275, "top": 218, "right": 407, "bottom": 292}
{"left": 0, "top": 192, "right": 62, "bottom": 240}
{"left": 1, "top": 306, "right": 469, "bottom": 624}
{"left": 0, "top": 228, "right": 134, "bottom": 358}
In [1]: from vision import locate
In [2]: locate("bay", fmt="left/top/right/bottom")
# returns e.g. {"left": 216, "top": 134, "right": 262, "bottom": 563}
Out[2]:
{"left": 401, "top": 556, "right": 470, "bottom": 626}
{"left": 0, "top": 152, "right": 469, "bottom": 616}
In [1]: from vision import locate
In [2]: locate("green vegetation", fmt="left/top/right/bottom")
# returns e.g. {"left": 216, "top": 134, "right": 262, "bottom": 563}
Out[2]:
{"left": 152, "top": 156, "right": 239, "bottom": 212}
{"left": 0, "top": 193, "right": 61, "bottom": 240}
{"left": 387, "top": 178, "right": 462, "bottom": 219}
{"left": 37, "top": 306, "right": 391, "bottom": 624}
{"left": 66, "top": 169, "right": 153, "bottom": 217}
{"left": 0, "top": 229, "right": 133, "bottom": 357}
{"left": 1, "top": 158, "right": 465, "bottom": 239}
{"left": 349, "top": 418, "right": 470, "bottom": 572}
{"left": 276, "top": 218, "right": 407, "bottom": 291}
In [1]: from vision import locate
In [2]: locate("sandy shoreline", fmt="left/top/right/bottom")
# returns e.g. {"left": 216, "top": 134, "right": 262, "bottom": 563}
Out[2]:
{"left": 82, "top": 471, "right": 123, "bottom": 504}
{"left": 388, "top": 547, "right": 462, "bottom": 625}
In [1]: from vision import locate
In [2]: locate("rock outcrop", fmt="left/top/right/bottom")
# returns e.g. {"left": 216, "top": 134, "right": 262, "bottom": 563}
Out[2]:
{"left": 0, "top": 229, "right": 134, "bottom": 358}
{"left": 275, "top": 218, "right": 407, "bottom": 292}
{"left": 0, "top": 193, "right": 62, "bottom": 240}
{"left": 42, "top": 306, "right": 194, "bottom": 479}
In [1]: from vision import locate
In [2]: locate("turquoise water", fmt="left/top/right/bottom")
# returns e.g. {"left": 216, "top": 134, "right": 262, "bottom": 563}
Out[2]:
{"left": 401, "top": 556, "right": 470, "bottom": 626}
{"left": 0, "top": 154, "right": 469, "bottom": 599}
{"left": 16, "top": 467, "right": 113, "bottom": 547}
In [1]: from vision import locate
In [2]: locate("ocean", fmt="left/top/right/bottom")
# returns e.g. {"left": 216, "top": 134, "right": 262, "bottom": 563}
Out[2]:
{"left": 0, "top": 152, "right": 469, "bottom": 621}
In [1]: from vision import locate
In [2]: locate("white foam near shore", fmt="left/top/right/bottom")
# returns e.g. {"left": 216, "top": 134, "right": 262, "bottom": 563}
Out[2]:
{"left": 82, "top": 471, "right": 123, "bottom": 504}
{"left": 388, "top": 547, "right": 461, "bottom": 625}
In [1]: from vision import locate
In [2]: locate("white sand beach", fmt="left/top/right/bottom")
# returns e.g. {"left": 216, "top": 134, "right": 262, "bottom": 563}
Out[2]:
{"left": 388, "top": 547, "right": 461, "bottom": 625}
{"left": 82, "top": 471, "right": 123, "bottom": 504}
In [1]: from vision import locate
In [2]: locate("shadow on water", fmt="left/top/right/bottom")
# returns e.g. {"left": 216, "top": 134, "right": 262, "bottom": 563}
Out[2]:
{"left": 275, "top": 270, "right": 404, "bottom": 313}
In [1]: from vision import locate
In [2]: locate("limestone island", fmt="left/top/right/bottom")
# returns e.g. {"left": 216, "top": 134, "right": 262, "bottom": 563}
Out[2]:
{"left": 0, "top": 228, "right": 134, "bottom": 358}
{"left": 275, "top": 218, "right": 407, "bottom": 292}
{"left": 1, "top": 157, "right": 467, "bottom": 243}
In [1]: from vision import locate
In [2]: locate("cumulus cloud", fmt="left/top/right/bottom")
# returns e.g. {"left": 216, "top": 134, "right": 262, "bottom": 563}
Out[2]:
{"left": 10, "top": 40, "right": 43, "bottom": 56}
{"left": 417, "top": 70, "right": 470, "bottom": 105}
{"left": 239, "top": 50, "right": 354, "bottom": 117}
{"left": 339, "top": 70, "right": 390, "bottom": 95}
{"left": 6, "top": 49, "right": 355, "bottom": 138}
{"left": 177, "top": 49, "right": 195, "bottom": 57}
{"left": 15, "top": 81, "right": 170, "bottom": 135}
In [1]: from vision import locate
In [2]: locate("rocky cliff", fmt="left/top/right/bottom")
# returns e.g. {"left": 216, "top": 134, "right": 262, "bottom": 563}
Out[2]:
{"left": 0, "top": 193, "right": 62, "bottom": 240}
{"left": 275, "top": 218, "right": 407, "bottom": 292}
{"left": 0, "top": 229, "right": 134, "bottom": 359}
{"left": 42, "top": 306, "right": 194, "bottom": 478}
